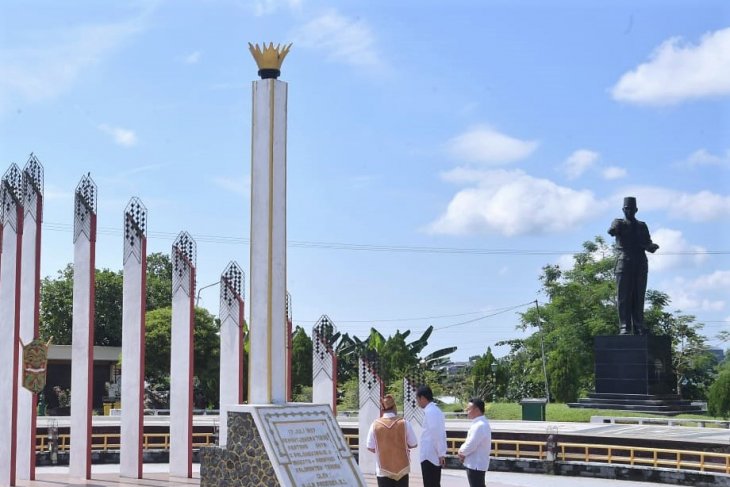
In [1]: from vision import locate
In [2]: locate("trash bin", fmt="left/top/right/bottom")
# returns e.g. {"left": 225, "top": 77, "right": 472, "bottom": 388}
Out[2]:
{"left": 520, "top": 398, "right": 547, "bottom": 421}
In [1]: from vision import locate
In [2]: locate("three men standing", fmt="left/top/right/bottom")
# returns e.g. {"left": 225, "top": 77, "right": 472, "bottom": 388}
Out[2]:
{"left": 458, "top": 398, "right": 492, "bottom": 487}
{"left": 416, "top": 385, "right": 447, "bottom": 487}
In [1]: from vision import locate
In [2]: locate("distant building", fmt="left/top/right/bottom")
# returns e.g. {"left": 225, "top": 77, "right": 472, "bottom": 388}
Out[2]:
{"left": 42, "top": 345, "right": 121, "bottom": 413}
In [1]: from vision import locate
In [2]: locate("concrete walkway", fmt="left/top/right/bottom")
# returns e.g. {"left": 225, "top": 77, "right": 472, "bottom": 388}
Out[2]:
{"left": 18, "top": 464, "right": 679, "bottom": 486}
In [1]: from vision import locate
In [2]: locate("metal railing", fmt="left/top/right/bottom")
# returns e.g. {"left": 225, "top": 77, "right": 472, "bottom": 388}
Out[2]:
{"left": 37, "top": 432, "right": 216, "bottom": 453}
{"left": 36, "top": 432, "right": 730, "bottom": 475}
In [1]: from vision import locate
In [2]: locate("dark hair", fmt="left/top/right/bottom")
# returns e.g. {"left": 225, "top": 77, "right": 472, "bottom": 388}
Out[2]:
{"left": 416, "top": 385, "right": 434, "bottom": 402}
{"left": 468, "top": 397, "right": 485, "bottom": 414}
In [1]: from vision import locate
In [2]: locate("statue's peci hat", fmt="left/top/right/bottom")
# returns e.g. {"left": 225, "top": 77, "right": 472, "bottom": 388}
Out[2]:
{"left": 623, "top": 196, "right": 637, "bottom": 209}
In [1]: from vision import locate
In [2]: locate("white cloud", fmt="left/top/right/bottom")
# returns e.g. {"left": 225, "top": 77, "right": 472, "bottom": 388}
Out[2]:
{"left": 562, "top": 149, "right": 599, "bottom": 179}
{"left": 680, "top": 148, "right": 730, "bottom": 168}
{"left": 602, "top": 166, "right": 627, "bottom": 180}
{"left": 617, "top": 186, "right": 730, "bottom": 222}
{"left": 183, "top": 50, "right": 202, "bottom": 64}
{"left": 647, "top": 228, "right": 707, "bottom": 272}
{"left": 292, "top": 10, "right": 380, "bottom": 69}
{"left": 211, "top": 175, "right": 250, "bottom": 195}
{"left": 0, "top": 17, "right": 144, "bottom": 112}
{"left": 429, "top": 169, "right": 603, "bottom": 236}
{"left": 98, "top": 124, "right": 137, "bottom": 147}
{"left": 446, "top": 126, "right": 538, "bottom": 165}
{"left": 253, "top": 0, "right": 302, "bottom": 16}
{"left": 611, "top": 27, "right": 730, "bottom": 105}
{"left": 663, "top": 272, "right": 729, "bottom": 313}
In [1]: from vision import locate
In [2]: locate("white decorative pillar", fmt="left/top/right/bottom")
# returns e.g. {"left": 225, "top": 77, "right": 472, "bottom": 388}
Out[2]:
{"left": 248, "top": 43, "right": 290, "bottom": 405}
{"left": 120, "top": 198, "right": 147, "bottom": 478}
{"left": 312, "top": 315, "right": 337, "bottom": 414}
{"left": 69, "top": 175, "right": 97, "bottom": 479}
{"left": 0, "top": 164, "right": 24, "bottom": 487}
{"left": 219, "top": 262, "right": 245, "bottom": 409}
{"left": 16, "top": 156, "right": 43, "bottom": 481}
{"left": 170, "top": 231, "right": 196, "bottom": 478}
{"left": 358, "top": 354, "right": 382, "bottom": 476}
{"left": 403, "top": 375, "right": 424, "bottom": 465}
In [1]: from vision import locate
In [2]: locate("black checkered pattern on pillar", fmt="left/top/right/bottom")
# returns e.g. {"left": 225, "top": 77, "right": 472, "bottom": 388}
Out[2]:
{"left": 172, "top": 231, "right": 196, "bottom": 297}
{"left": 312, "top": 315, "right": 336, "bottom": 381}
{"left": 1, "top": 164, "right": 23, "bottom": 232}
{"left": 123, "top": 197, "right": 147, "bottom": 264}
{"left": 403, "top": 375, "right": 425, "bottom": 426}
{"left": 73, "top": 174, "right": 97, "bottom": 243}
{"left": 220, "top": 261, "right": 244, "bottom": 324}
{"left": 358, "top": 352, "right": 382, "bottom": 410}
{"left": 22, "top": 154, "right": 43, "bottom": 222}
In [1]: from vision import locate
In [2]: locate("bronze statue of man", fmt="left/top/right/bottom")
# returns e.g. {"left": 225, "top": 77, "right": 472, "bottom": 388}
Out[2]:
{"left": 608, "top": 197, "right": 659, "bottom": 335}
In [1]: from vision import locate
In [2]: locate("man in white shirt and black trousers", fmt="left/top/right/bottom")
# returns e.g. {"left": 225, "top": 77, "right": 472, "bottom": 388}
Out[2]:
{"left": 416, "top": 385, "right": 447, "bottom": 487}
{"left": 458, "top": 397, "right": 492, "bottom": 487}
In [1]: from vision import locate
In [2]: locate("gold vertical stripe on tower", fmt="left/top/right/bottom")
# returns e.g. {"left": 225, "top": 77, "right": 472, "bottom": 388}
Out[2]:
{"left": 266, "top": 79, "right": 275, "bottom": 402}
{"left": 248, "top": 81, "right": 256, "bottom": 402}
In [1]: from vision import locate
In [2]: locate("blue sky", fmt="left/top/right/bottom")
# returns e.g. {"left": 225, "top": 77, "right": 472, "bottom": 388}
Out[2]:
{"left": 1, "top": 1, "right": 728, "bottom": 362}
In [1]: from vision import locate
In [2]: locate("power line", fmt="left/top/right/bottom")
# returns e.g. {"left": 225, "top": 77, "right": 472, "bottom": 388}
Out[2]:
{"left": 41, "top": 221, "right": 730, "bottom": 256}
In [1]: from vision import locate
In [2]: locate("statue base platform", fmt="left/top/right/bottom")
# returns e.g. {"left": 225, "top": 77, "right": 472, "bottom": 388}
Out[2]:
{"left": 200, "top": 403, "right": 366, "bottom": 487}
{"left": 567, "top": 335, "right": 701, "bottom": 415}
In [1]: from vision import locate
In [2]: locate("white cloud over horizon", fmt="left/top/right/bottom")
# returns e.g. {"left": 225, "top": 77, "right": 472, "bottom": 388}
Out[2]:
{"left": 611, "top": 27, "right": 730, "bottom": 105}
{"left": 0, "top": 16, "right": 145, "bottom": 113}
{"left": 252, "top": 0, "right": 302, "bottom": 16}
{"left": 183, "top": 50, "right": 202, "bottom": 64}
{"left": 292, "top": 10, "right": 381, "bottom": 70}
{"left": 98, "top": 124, "right": 137, "bottom": 147}
{"left": 211, "top": 175, "right": 250, "bottom": 195}
{"left": 662, "top": 271, "right": 729, "bottom": 313}
{"left": 618, "top": 186, "right": 730, "bottom": 222}
{"left": 602, "top": 166, "right": 627, "bottom": 180}
{"left": 678, "top": 148, "right": 730, "bottom": 168}
{"left": 562, "top": 149, "right": 599, "bottom": 179}
{"left": 429, "top": 168, "right": 603, "bottom": 236}
{"left": 446, "top": 126, "right": 538, "bottom": 165}
{"left": 647, "top": 228, "right": 708, "bottom": 272}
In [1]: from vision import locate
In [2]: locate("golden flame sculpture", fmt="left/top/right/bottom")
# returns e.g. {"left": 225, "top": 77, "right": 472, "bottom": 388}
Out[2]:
{"left": 248, "top": 42, "right": 292, "bottom": 79}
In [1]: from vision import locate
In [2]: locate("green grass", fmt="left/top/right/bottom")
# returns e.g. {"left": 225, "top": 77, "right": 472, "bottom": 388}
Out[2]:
{"left": 480, "top": 402, "right": 721, "bottom": 422}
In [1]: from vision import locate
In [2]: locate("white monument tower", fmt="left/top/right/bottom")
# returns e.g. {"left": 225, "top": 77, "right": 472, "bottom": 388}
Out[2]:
{"left": 69, "top": 175, "right": 97, "bottom": 479}
{"left": 17, "top": 155, "right": 43, "bottom": 481}
{"left": 219, "top": 262, "right": 246, "bottom": 408}
{"left": 0, "top": 164, "right": 24, "bottom": 487}
{"left": 120, "top": 197, "right": 147, "bottom": 478}
{"left": 170, "top": 231, "right": 196, "bottom": 478}
{"left": 248, "top": 42, "right": 291, "bottom": 405}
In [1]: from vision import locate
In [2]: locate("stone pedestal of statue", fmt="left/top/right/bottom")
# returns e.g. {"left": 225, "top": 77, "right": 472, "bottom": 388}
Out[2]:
{"left": 595, "top": 335, "right": 675, "bottom": 395}
{"left": 568, "top": 335, "right": 702, "bottom": 414}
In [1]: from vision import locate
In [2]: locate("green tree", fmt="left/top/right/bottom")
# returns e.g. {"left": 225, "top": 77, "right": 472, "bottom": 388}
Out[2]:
{"left": 708, "top": 359, "right": 730, "bottom": 418}
{"left": 40, "top": 265, "right": 124, "bottom": 346}
{"left": 144, "top": 306, "right": 221, "bottom": 407}
{"left": 146, "top": 252, "right": 173, "bottom": 311}
{"left": 337, "top": 326, "right": 456, "bottom": 392}
{"left": 39, "top": 253, "right": 175, "bottom": 346}
{"left": 291, "top": 326, "right": 313, "bottom": 390}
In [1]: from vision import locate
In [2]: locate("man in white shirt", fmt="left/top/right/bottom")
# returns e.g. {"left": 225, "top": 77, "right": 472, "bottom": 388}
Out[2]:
{"left": 458, "top": 398, "right": 491, "bottom": 487}
{"left": 366, "top": 394, "right": 418, "bottom": 486}
{"left": 416, "top": 385, "right": 447, "bottom": 487}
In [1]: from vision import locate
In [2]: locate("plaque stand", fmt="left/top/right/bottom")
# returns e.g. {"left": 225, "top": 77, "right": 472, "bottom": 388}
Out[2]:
{"left": 201, "top": 404, "right": 366, "bottom": 487}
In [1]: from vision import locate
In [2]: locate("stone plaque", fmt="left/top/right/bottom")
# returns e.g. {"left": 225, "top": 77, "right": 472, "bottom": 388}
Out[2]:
{"left": 211, "top": 403, "right": 366, "bottom": 487}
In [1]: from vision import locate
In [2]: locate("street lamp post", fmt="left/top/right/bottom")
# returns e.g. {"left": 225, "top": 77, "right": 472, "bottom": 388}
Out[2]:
{"left": 196, "top": 281, "right": 220, "bottom": 307}
{"left": 490, "top": 362, "right": 498, "bottom": 403}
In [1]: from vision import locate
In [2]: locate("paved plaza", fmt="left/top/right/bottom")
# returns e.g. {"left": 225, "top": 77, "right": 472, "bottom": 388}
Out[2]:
{"left": 18, "top": 464, "right": 680, "bottom": 487}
